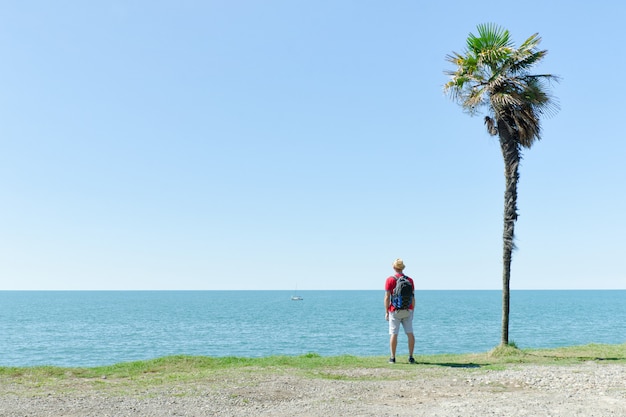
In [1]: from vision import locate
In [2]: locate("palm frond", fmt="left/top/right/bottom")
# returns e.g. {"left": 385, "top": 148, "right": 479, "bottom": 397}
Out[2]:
{"left": 471, "top": 23, "right": 513, "bottom": 52}
{"left": 510, "top": 50, "right": 547, "bottom": 73}
{"left": 518, "top": 33, "right": 542, "bottom": 52}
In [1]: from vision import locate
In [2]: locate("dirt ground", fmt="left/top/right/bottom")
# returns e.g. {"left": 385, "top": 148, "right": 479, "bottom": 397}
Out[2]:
{"left": 1, "top": 362, "right": 624, "bottom": 416}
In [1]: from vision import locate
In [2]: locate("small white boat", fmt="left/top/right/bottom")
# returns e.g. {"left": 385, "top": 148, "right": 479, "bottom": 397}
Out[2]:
{"left": 291, "top": 285, "right": 303, "bottom": 300}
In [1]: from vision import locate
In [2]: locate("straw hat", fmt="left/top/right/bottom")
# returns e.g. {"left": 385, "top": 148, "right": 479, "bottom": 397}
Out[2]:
{"left": 392, "top": 258, "right": 405, "bottom": 270}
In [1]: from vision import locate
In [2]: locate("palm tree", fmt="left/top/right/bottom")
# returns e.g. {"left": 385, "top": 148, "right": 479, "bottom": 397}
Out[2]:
{"left": 444, "top": 23, "right": 559, "bottom": 346}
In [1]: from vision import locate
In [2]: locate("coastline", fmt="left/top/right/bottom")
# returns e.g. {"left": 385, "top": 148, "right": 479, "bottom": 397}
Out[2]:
{"left": 1, "top": 344, "right": 625, "bottom": 416}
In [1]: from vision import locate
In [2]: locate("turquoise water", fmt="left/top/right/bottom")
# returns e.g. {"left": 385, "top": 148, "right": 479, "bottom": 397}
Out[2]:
{"left": 0, "top": 290, "right": 624, "bottom": 367}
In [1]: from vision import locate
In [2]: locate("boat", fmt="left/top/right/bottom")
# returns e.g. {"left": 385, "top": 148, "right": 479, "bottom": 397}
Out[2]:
{"left": 291, "top": 285, "right": 303, "bottom": 300}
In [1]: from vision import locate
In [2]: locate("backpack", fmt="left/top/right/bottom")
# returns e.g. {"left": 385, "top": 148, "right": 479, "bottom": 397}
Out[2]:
{"left": 391, "top": 275, "right": 413, "bottom": 310}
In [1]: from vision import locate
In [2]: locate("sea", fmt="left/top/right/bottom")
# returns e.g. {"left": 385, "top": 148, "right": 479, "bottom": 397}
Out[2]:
{"left": 0, "top": 290, "right": 624, "bottom": 368}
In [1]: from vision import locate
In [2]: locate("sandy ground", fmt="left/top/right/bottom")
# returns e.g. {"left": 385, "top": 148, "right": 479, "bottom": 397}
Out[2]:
{"left": 1, "top": 361, "right": 624, "bottom": 416}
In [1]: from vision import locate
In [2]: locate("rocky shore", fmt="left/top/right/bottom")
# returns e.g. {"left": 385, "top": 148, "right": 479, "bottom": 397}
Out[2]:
{"left": 1, "top": 362, "right": 624, "bottom": 416}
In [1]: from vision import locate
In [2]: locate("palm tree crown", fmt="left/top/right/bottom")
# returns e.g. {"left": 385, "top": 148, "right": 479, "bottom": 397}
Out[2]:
{"left": 444, "top": 23, "right": 559, "bottom": 147}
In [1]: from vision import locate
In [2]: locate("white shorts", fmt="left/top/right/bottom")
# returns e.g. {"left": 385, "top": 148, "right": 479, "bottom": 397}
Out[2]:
{"left": 389, "top": 309, "right": 414, "bottom": 335}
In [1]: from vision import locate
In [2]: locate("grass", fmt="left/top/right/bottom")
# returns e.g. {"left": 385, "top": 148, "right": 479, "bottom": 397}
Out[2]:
{"left": 0, "top": 343, "right": 624, "bottom": 394}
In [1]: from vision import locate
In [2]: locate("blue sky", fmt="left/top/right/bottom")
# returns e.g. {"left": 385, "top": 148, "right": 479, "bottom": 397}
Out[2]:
{"left": 1, "top": 1, "right": 624, "bottom": 290}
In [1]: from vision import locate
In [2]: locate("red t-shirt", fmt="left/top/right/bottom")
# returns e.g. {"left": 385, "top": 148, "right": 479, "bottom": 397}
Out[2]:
{"left": 385, "top": 273, "right": 415, "bottom": 312}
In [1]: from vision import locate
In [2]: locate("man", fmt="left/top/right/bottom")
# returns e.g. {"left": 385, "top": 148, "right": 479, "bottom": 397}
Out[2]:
{"left": 384, "top": 258, "right": 415, "bottom": 364}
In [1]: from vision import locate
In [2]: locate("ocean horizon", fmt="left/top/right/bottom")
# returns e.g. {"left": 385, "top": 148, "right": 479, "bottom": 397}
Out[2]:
{"left": 1, "top": 290, "right": 624, "bottom": 367}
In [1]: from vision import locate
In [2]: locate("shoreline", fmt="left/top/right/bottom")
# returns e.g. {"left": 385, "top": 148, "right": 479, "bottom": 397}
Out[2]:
{"left": 1, "top": 342, "right": 626, "bottom": 370}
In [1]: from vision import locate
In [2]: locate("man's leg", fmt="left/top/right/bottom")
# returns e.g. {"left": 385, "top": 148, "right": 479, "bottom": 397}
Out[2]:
{"left": 407, "top": 332, "right": 415, "bottom": 358}
{"left": 389, "top": 334, "right": 398, "bottom": 359}
{"left": 388, "top": 312, "right": 400, "bottom": 361}
{"left": 403, "top": 311, "right": 415, "bottom": 362}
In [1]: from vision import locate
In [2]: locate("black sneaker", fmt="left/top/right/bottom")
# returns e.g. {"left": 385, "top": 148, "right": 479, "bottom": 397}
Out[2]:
{"left": 408, "top": 357, "right": 416, "bottom": 364}
{"left": 388, "top": 357, "right": 396, "bottom": 364}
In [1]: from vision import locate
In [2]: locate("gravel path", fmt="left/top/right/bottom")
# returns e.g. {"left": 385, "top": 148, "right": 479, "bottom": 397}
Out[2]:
{"left": 1, "top": 362, "right": 624, "bottom": 416}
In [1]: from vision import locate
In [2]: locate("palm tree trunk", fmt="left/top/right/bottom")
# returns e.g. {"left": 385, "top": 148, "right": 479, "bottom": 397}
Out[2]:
{"left": 498, "top": 119, "right": 521, "bottom": 346}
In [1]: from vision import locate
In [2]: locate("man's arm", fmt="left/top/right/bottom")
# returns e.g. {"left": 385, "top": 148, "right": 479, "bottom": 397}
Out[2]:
{"left": 384, "top": 291, "right": 391, "bottom": 320}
